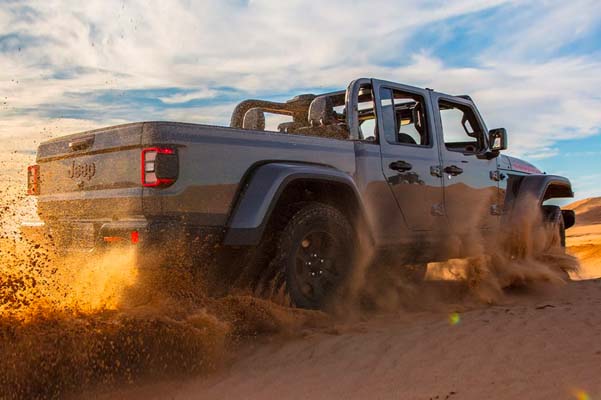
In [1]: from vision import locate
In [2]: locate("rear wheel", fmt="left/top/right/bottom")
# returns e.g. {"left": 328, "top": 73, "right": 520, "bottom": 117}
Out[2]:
{"left": 274, "top": 202, "right": 355, "bottom": 309}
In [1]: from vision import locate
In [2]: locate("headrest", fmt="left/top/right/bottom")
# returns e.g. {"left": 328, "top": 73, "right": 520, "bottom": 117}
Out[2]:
{"left": 242, "top": 108, "right": 265, "bottom": 130}
{"left": 398, "top": 133, "right": 417, "bottom": 145}
{"left": 412, "top": 102, "right": 423, "bottom": 132}
{"left": 308, "top": 96, "right": 338, "bottom": 126}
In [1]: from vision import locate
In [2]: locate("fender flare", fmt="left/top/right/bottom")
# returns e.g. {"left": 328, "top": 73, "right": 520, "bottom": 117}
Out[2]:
{"left": 223, "top": 162, "right": 369, "bottom": 246}
{"left": 505, "top": 174, "right": 574, "bottom": 223}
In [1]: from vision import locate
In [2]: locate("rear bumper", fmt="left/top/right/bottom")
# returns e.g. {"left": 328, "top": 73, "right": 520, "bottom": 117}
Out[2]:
{"left": 20, "top": 219, "right": 224, "bottom": 254}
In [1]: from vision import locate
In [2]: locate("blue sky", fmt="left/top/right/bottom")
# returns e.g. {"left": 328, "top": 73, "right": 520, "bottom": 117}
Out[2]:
{"left": 1, "top": 0, "right": 600, "bottom": 199}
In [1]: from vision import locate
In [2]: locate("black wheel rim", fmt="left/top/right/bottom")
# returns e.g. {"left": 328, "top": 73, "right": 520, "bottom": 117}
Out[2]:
{"left": 293, "top": 231, "right": 343, "bottom": 302}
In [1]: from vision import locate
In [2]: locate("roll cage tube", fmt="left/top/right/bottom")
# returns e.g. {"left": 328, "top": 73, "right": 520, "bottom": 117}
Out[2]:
{"left": 345, "top": 78, "right": 373, "bottom": 140}
{"left": 230, "top": 100, "right": 293, "bottom": 128}
{"left": 230, "top": 95, "right": 316, "bottom": 129}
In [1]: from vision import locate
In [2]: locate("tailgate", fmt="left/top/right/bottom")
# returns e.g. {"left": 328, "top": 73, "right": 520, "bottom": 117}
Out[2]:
{"left": 36, "top": 123, "right": 144, "bottom": 220}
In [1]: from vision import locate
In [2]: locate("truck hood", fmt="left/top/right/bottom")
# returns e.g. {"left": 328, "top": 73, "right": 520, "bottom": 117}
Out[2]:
{"left": 500, "top": 155, "right": 542, "bottom": 175}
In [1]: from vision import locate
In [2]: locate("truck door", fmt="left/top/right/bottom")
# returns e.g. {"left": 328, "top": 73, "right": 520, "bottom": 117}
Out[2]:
{"left": 429, "top": 93, "right": 500, "bottom": 231}
{"left": 372, "top": 80, "right": 445, "bottom": 231}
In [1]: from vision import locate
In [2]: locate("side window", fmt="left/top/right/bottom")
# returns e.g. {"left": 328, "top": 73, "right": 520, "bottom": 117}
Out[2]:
{"left": 439, "top": 101, "right": 484, "bottom": 153}
{"left": 378, "top": 87, "right": 429, "bottom": 146}
{"left": 359, "top": 118, "right": 376, "bottom": 141}
{"left": 357, "top": 84, "right": 377, "bottom": 142}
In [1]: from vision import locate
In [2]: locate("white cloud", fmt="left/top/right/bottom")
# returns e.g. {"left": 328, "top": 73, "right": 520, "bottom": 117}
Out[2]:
{"left": 161, "top": 103, "right": 237, "bottom": 125}
{"left": 0, "top": 0, "right": 599, "bottom": 166}
{"left": 569, "top": 173, "right": 601, "bottom": 200}
{"left": 481, "top": 0, "right": 601, "bottom": 61}
{"left": 158, "top": 88, "right": 217, "bottom": 104}
{"left": 524, "top": 147, "right": 560, "bottom": 160}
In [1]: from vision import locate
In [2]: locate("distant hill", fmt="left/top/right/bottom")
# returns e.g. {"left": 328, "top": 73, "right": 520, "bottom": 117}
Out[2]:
{"left": 566, "top": 197, "right": 601, "bottom": 226}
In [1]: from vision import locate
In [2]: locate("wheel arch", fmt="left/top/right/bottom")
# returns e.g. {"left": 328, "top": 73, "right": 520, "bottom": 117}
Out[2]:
{"left": 505, "top": 174, "right": 574, "bottom": 223}
{"left": 223, "top": 162, "right": 373, "bottom": 246}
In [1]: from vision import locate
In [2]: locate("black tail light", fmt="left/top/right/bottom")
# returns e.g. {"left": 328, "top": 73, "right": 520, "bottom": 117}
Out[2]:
{"left": 27, "top": 165, "right": 40, "bottom": 195}
{"left": 141, "top": 147, "right": 178, "bottom": 187}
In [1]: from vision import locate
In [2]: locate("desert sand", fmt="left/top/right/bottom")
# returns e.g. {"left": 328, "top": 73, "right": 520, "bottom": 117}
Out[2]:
{"left": 88, "top": 200, "right": 601, "bottom": 400}
{"left": 95, "top": 280, "right": 601, "bottom": 400}
{"left": 566, "top": 198, "right": 601, "bottom": 280}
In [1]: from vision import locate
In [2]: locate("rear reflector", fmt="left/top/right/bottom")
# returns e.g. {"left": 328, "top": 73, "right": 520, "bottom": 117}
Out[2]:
{"left": 141, "top": 147, "right": 177, "bottom": 187}
{"left": 27, "top": 165, "right": 40, "bottom": 195}
{"left": 103, "top": 231, "right": 140, "bottom": 244}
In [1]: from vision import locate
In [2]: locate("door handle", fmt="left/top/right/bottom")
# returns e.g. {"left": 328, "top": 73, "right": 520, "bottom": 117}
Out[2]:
{"left": 444, "top": 165, "right": 463, "bottom": 176}
{"left": 389, "top": 160, "right": 413, "bottom": 172}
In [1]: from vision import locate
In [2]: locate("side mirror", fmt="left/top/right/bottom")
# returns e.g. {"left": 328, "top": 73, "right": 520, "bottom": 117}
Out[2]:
{"left": 489, "top": 128, "right": 508, "bottom": 151}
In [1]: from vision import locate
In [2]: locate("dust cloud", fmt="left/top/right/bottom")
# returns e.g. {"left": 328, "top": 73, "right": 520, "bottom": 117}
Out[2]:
{"left": 0, "top": 188, "right": 326, "bottom": 399}
{"left": 341, "top": 194, "right": 578, "bottom": 314}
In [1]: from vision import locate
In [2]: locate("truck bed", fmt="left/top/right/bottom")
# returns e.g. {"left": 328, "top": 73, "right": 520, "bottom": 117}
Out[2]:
{"left": 36, "top": 122, "right": 357, "bottom": 227}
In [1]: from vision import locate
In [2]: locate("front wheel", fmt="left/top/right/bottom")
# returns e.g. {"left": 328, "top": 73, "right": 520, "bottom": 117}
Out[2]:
{"left": 274, "top": 202, "right": 356, "bottom": 309}
{"left": 542, "top": 205, "right": 566, "bottom": 252}
{"left": 542, "top": 205, "right": 571, "bottom": 280}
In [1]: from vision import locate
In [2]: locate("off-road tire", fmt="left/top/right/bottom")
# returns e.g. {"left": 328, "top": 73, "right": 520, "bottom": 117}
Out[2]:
{"left": 541, "top": 205, "right": 571, "bottom": 280}
{"left": 542, "top": 205, "right": 566, "bottom": 251}
{"left": 273, "top": 202, "right": 356, "bottom": 309}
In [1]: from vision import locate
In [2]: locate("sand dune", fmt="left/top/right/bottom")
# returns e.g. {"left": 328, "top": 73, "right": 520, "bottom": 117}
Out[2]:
{"left": 566, "top": 196, "right": 601, "bottom": 226}
{"left": 567, "top": 197, "right": 601, "bottom": 280}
